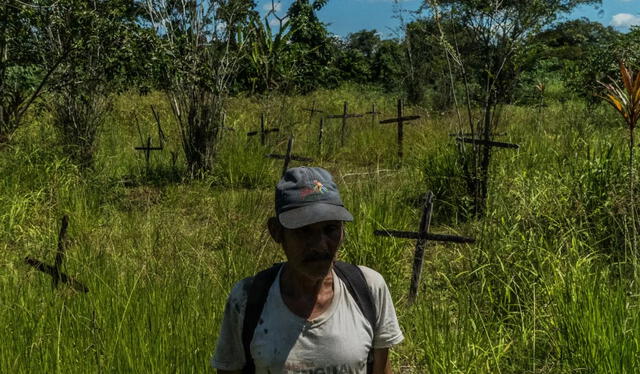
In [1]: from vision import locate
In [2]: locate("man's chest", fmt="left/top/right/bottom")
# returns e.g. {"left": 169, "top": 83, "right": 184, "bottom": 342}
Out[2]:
{"left": 250, "top": 287, "right": 373, "bottom": 373}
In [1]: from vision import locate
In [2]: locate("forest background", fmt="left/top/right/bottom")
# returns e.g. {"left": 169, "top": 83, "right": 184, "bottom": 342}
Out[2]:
{"left": 2, "top": 0, "right": 640, "bottom": 372}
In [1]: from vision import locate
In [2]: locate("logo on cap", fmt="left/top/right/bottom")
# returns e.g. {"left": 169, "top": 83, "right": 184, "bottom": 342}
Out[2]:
{"left": 300, "top": 180, "right": 327, "bottom": 200}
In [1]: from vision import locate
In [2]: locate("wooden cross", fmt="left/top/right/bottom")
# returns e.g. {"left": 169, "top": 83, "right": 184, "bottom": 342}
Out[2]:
{"left": 326, "top": 101, "right": 363, "bottom": 146}
{"left": 379, "top": 99, "right": 420, "bottom": 160}
{"left": 247, "top": 113, "right": 279, "bottom": 146}
{"left": 303, "top": 100, "right": 324, "bottom": 123}
{"left": 150, "top": 105, "right": 166, "bottom": 147}
{"left": 374, "top": 191, "right": 474, "bottom": 303}
{"left": 449, "top": 132, "right": 507, "bottom": 137}
{"left": 318, "top": 117, "right": 325, "bottom": 154}
{"left": 218, "top": 112, "right": 236, "bottom": 142}
{"left": 135, "top": 135, "right": 163, "bottom": 171}
{"left": 365, "top": 103, "right": 381, "bottom": 127}
{"left": 24, "top": 215, "right": 89, "bottom": 293}
{"left": 265, "top": 137, "right": 314, "bottom": 177}
{"left": 455, "top": 137, "right": 519, "bottom": 149}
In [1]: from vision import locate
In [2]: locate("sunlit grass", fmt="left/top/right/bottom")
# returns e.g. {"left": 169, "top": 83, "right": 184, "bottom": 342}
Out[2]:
{"left": 0, "top": 87, "right": 638, "bottom": 372}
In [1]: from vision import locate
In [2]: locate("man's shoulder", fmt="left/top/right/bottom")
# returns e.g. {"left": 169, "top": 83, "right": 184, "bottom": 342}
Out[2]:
{"left": 356, "top": 265, "right": 388, "bottom": 288}
{"left": 226, "top": 264, "right": 283, "bottom": 312}
{"left": 225, "top": 276, "right": 254, "bottom": 314}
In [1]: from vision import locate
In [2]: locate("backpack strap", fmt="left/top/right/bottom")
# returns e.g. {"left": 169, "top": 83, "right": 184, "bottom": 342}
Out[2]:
{"left": 241, "top": 263, "right": 284, "bottom": 374}
{"left": 333, "top": 261, "right": 376, "bottom": 374}
{"left": 241, "top": 261, "right": 376, "bottom": 374}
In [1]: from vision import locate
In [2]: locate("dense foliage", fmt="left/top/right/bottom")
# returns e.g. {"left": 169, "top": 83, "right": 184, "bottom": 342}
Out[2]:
{"left": 4, "top": 0, "right": 638, "bottom": 113}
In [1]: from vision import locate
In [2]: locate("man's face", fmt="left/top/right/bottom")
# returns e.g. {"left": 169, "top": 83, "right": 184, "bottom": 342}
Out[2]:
{"left": 278, "top": 220, "right": 344, "bottom": 280}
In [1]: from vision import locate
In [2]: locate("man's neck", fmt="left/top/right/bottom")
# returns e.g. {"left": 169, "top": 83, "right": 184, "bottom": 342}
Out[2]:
{"left": 280, "top": 263, "right": 335, "bottom": 319}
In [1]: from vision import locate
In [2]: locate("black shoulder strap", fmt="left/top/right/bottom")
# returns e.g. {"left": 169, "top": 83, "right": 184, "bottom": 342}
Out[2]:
{"left": 241, "top": 263, "right": 283, "bottom": 374}
{"left": 333, "top": 261, "right": 376, "bottom": 374}
{"left": 241, "top": 261, "right": 376, "bottom": 374}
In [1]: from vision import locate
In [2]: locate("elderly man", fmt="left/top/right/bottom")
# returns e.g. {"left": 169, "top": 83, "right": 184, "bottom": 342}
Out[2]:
{"left": 212, "top": 167, "right": 403, "bottom": 373}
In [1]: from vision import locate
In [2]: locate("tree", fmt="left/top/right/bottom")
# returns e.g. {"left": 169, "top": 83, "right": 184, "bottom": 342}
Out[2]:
{"left": 0, "top": 0, "right": 152, "bottom": 157}
{"left": 347, "top": 30, "right": 381, "bottom": 59}
{"left": 521, "top": 19, "right": 620, "bottom": 103}
{"left": 371, "top": 39, "right": 405, "bottom": 92}
{"left": 146, "top": 0, "right": 251, "bottom": 176}
{"left": 44, "top": 0, "right": 146, "bottom": 168}
{"left": 0, "top": 1, "right": 67, "bottom": 143}
{"left": 422, "top": 0, "right": 601, "bottom": 215}
{"left": 286, "top": 0, "right": 333, "bottom": 92}
{"left": 238, "top": 4, "right": 296, "bottom": 94}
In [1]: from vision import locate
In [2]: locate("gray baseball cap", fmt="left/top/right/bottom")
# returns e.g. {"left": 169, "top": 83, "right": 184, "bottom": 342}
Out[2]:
{"left": 275, "top": 167, "right": 354, "bottom": 229}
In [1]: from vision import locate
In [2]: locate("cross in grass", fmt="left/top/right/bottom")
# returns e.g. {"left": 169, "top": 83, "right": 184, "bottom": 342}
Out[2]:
{"left": 448, "top": 132, "right": 507, "bottom": 138}
{"left": 326, "top": 101, "right": 363, "bottom": 146}
{"left": 135, "top": 136, "right": 163, "bottom": 171}
{"left": 150, "top": 105, "right": 166, "bottom": 147}
{"left": 379, "top": 99, "right": 421, "bottom": 160}
{"left": 265, "top": 137, "right": 314, "bottom": 177}
{"left": 134, "top": 110, "right": 164, "bottom": 171}
{"left": 365, "top": 103, "right": 381, "bottom": 127}
{"left": 24, "top": 215, "right": 89, "bottom": 293}
{"left": 302, "top": 100, "right": 324, "bottom": 123}
{"left": 318, "top": 117, "right": 325, "bottom": 154}
{"left": 247, "top": 113, "right": 279, "bottom": 146}
{"left": 374, "top": 191, "right": 474, "bottom": 303}
{"left": 455, "top": 137, "right": 519, "bottom": 150}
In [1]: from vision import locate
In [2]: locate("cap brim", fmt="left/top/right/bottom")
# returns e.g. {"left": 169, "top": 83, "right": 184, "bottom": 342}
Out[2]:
{"left": 278, "top": 203, "right": 354, "bottom": 229}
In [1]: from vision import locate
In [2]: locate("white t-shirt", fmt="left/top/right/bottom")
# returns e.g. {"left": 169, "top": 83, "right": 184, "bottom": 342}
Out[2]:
{"left": 212, "top": 265, "right": 404, "bottom": 373}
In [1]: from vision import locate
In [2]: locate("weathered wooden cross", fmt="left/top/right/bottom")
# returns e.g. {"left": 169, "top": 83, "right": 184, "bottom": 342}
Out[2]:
{"left": 365, "top": 103, "right": 381, "bottom": 127}
{"left": 134, "top": 107, "right": 165, "bottom": 171}
{"left": 266, "top": 137, "right": 314, "bottom": 177}
{"left": 449, "top": 132, "right": 507, "bottom": 137}
{"left": 135, "top": 135, "right": 163, "bottom": 171}
{"left": 379, "top": 99, "right": 421, "bottom": 160}
{"left": 24, "top": 216, "right": 89, "bottom": 293}
{"left": 217, "top": 112, "right": 237, "bottom": 143}
{"left": 247, "top": 113, "right": 279, "bottom": 145}
{"left": 455, "top": 137, "right": 519, "bottom": 150}
{"left": 318, "top": 117, "right": 325, "bottom": 154}
{"left": 150, "top": 105, "right": 166, "bottom": 146}
{"left": 303, "top": 100, "right": 324, "bottom": 123}
{"left": 374, "top": 191, "right": 474, "bottom": 303}
{"left": 326, "top": 101, "right": 363, "bottom": 146}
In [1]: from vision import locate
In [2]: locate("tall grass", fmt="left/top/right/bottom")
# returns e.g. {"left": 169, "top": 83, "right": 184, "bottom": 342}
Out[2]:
{"left": 1, "top": 86, "right": 638, "bottom": 372}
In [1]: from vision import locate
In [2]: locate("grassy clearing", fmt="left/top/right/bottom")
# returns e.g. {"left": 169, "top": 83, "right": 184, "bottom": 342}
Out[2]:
{"left": 1, "top": 86, "right": 638, "bottom": 373}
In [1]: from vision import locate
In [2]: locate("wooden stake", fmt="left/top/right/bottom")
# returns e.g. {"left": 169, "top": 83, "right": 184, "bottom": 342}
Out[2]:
{"left": 379, "top": 99, "right": 421, "bottom": 161}
{"left": 374, "top": 191, "right": 474, "bottom": 303}
{"left": 265, "top": 137, "right": 314, "bottom": 177}
{"left": 326, "top": 101, "right": 363, "bottom": 147}
{"left": 24, "top": 215, "right": 88, "bottom": 293}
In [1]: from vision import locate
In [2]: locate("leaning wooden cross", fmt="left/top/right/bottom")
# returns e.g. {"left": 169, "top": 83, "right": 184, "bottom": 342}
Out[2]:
{"left": 247, "top": 113, "right": 279, "bottom": 146}
{"left": 303, "top": 100, "right": 324, "bottom": 123}
{"left": 318, "top": 117, "right": 325, "bottom": 153}
{"left": 216, "top": 113, "right": 236, "bottom": 144}
{"left": 449, "top": 132, "right": 507, "bottom": 137}
{"left": 150, "top": 105, "right": 166, "bottom": 146}
{"left": 266, "top": 137, "right": 314, "bottom": 177}
{"left": 24, "top": 215, "right": 89, "bottom": 293}
{"left": 455, "top": 137, "right": 519, "bottom": 149}
{"left": 135, "top": 136, "right": 163, "bottom": 171}
{"left": 135, "top": 110, "right": 164, "bottom": 171}
{"left": 379, "top": 99, "right": 420, "bottom": 160}
{"left": 365, "top": 103, "right": 380, "bottom": 127}
{"left": 374, "top": 191, "right": 474, "bottom": 303}
{"left": 326, "top": 101, "right": 363, "bottom": 146}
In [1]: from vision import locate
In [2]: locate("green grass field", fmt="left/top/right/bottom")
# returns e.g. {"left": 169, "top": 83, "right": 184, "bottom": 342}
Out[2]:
{"left": 1, "top": 86, "right": 638, "bottom": 373}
